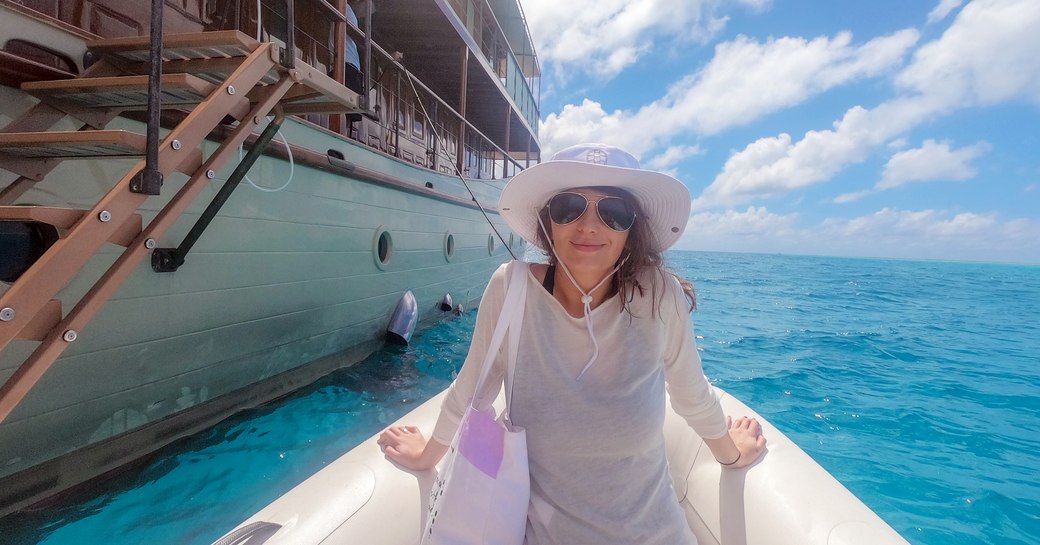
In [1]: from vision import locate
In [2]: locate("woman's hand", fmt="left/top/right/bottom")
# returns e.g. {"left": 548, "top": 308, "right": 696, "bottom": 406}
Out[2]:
{"left": 377, "top": 425, "right": 437, "bottom": 471}
{"left": 725, "top": 415, "right": 767, "bottom": 468}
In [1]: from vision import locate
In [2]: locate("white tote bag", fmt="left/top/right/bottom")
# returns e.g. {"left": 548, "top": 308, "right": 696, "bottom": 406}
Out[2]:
{"left": 421, "top": 261, "right": 530, "bottom": 545}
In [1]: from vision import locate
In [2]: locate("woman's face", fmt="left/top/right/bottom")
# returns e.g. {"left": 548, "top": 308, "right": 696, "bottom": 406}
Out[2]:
{"left": 547, "top": 188, "right": 630, "bottom": 276}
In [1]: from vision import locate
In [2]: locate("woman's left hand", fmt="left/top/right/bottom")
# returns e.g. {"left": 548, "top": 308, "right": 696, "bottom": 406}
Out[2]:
{"left": 726, "top": 415, "right": 767, "bottom": 468}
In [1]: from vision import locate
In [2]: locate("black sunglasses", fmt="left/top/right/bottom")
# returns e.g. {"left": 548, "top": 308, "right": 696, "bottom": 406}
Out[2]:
{"left": 546, "top": 192, "right": 636, "bottom": 232}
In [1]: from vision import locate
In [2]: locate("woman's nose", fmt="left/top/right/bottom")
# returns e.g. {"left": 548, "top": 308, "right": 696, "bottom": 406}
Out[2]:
{"left": 575, "top": 204, "right": 603, "bottom": 231}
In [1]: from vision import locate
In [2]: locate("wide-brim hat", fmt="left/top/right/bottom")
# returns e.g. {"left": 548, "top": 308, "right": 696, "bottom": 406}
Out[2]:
{"left": 500, "top": 143, "right": 692, "bottom": 252}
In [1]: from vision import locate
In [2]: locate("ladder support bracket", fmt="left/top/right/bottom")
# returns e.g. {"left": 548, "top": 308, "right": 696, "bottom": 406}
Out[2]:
{"left": 149, "top": 247, "right": 182, "bottom": 272}
{"left": 129, "top": 168, "right": 163, "bottom": 195}
{"left": 151, "top": 116, "right": 283, "bottom": 273}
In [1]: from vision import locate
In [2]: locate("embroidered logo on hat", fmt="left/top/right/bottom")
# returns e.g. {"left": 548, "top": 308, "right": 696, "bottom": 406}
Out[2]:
{"left": 586, "top": 148, "right": 609, "bottom": 165}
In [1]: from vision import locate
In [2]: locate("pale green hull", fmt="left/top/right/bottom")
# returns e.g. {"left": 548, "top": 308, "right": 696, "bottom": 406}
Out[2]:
{"left": 0, "top": 86, "right": 521, "bottom": 507}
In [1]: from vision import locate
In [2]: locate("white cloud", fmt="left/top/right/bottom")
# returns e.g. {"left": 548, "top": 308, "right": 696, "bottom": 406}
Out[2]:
{"left": 825, "top": 208, "right": 998, "bottom": 239}
{"left": 680, "top": 206, "right": 1039, "bottom": 262}
{"left": 694, "top": 0, "right": 1040, "bottom": 210}
{"left": 694, "top": 98, "right": 931, "bottom": 209}
{"left": 738, "top": 0, "right": 774, "bottom": 12}
{"left": 522, "top": 0, "right": 735, "bottom": 80}
{"left": 815, "top": 208, "right": 1040, "bottom": 261}
{"left": 1003, "top": 217, "right": 1040, "bottom": 243}
{"left": 538, "top": 99, "right": 631, "bottom": 157}
{"left": 539, "top": 29, "right": 918, "bottom": 158}
{"left": 877, "top": 139, "right": 990, "bottom": 189}
{"left": 897, "top": 0, "right": 1040, "bottom": 106}
{"left": 928, "top": 0, "right": 965, "bottom": 23}
{"left": 644, "top": 145, "right": 704, "bottom": 172}
{"left": 678, "top": 206, "right": 803, "bottom": 253}
{"left": 659, "top": 30, "right": 919, "bottom": 134}
{"left": 688, "top": 206, "right": 799, "bottom": 236}
{"left": 834, "top": 190, "right": 872, "bottom": 204}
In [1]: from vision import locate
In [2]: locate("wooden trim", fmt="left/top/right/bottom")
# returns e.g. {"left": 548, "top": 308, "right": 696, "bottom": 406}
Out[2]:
{"left": 0, "top": 50, "right": 75, "bottom": 88}
{"left": 0, "top": 206, "right": 99, "bottom": 227}
{"left": 17, "top": 300, "right": 61, "bottom": 341}
{"left": 0, "top": 205, "right": 144, "bottom": 246}
{"left": 274, "top": 138, "right": 502, "bottom": 213}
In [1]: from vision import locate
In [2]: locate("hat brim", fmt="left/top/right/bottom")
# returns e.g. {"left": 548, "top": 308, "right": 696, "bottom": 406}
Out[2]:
{"left": 499, "top": 160, "right": 692, "bottom": 253}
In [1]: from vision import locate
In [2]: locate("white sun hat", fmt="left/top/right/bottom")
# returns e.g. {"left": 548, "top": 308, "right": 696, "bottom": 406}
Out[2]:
{"left": 499, "top": 143, "right": 692, "bottom": 252}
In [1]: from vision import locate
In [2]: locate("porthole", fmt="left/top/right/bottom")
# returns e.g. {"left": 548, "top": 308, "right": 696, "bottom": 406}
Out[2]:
{"left": 444, "top": 232, "right": 456, "bottom": 262}
{"left": 487, "top": 233, "right": 496, "bottom": 256}
{"left": 373, "top": 227, "right": 393, "bottom": 270}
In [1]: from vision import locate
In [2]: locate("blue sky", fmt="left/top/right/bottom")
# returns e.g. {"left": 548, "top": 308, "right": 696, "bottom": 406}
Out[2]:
{"left": 519, "top": 0, "right": 1040, "bottom": 264}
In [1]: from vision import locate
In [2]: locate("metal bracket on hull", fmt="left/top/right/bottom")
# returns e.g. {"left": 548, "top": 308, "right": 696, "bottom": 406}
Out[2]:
{"left": 152, "top": 115, "right": 283, "bottom": 272}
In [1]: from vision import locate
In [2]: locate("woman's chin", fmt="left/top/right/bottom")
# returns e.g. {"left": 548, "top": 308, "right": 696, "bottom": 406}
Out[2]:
{"left": 557, "top": 253, "right": 623, "bottom": 275}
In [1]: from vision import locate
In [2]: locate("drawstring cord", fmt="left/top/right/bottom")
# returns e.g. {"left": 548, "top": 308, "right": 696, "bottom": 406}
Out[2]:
{"left": 537, "top": 216, "right": 628, "bottom": 380}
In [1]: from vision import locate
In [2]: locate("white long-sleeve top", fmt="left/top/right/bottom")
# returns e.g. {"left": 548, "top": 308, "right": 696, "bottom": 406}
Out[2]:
{"left": 432, "top": 261, "right": 728, "bottom": 544}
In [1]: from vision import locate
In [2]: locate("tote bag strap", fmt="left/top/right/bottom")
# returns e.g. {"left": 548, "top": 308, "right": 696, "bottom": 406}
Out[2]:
{"left": 472, "top": 260, "right": 529, "bottom": 410}
{"left": 503, "top": 262, "right": 528, "bottom": 418}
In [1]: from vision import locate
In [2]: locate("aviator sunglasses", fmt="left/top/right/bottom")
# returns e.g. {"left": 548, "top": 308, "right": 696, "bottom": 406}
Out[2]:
{"left": 546, "top": 192, "right": 637, "bottom": 232}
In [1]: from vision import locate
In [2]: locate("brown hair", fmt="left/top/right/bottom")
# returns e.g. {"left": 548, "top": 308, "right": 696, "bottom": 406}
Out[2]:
{"left": 535, "top": 187, "right": 696, "bottom": 314}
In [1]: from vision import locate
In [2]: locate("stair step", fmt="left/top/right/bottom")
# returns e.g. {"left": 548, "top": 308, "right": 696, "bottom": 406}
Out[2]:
{"left": 22, "top": 73, "right": 215, "bottom": 110}
{"left": 0, "top": 130, "right": 146, "bottom": 158}
{"left": 86, "top": 30, "right": 260, "bottom": 63}
{"left": 0, "top": 206, "right": 142, "bottom": 247}
{"left": 122, "top": 57, "right": 282, "bottom": 87}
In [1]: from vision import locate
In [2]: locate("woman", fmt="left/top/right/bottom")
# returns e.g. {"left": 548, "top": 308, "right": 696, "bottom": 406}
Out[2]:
{"left": 378, "top": 143, "right": 767, "bottom": 544}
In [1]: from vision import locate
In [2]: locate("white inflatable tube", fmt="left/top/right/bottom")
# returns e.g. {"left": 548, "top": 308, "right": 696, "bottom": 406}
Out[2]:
{"left": 216, "top": 388, "right": 909, "bottom": 545}
{"left": 668, "top": 390, "right": 908, "bottom": 545}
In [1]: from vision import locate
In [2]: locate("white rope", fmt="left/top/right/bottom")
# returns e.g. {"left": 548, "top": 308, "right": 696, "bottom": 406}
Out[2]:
{"left": 537, "top": 216, "right": 627, "bottom": 380}
{"left": 239, "top": 118, "right": 296, "bottom": 193}
{"left": 403, "top": 70, "right": 517, "bottom": 259}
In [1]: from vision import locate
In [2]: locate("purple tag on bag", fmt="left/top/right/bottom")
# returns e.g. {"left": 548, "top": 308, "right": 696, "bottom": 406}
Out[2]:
{"left": 458, "top": 406, "right": 504, "bottom": 478}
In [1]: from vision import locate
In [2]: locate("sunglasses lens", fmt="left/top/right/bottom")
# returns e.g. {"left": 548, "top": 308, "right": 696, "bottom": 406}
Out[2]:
{"left": 597, "top": 197, "right": 635, "bottom": 231}
{"left": 548, "top": 193, "right": 588, "bottom": 224}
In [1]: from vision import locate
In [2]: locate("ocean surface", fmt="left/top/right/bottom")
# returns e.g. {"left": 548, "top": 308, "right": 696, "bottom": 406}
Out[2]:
{"left": 1, "top": 251, "right": 1037, "bottom": 545}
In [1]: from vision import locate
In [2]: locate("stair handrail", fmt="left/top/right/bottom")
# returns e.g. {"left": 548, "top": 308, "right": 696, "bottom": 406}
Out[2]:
{"left": 134, "top": 0, "right": 165, "bottom": 195}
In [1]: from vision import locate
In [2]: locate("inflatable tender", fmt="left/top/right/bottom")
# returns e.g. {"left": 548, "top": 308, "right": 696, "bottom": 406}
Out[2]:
{"left": 215, "top": 388, "right": 909, "bottom": 545}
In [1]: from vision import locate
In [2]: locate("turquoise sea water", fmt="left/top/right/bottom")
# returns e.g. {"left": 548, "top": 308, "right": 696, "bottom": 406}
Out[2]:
{"left": 1, "top": 251, "right": 1037, "bottom": 545}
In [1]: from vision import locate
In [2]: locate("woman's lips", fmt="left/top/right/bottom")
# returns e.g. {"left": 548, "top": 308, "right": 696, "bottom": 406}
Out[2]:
{"left": 570, "top": 241, "right": 604, "bottom": 252}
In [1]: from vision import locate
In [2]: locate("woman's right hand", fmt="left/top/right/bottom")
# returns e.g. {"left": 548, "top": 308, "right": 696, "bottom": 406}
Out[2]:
{"left": 378, "top": 425, "right": 435, "bottom": 470}
{"left": 726, "top": 415, "right": 767, "bottom": 468}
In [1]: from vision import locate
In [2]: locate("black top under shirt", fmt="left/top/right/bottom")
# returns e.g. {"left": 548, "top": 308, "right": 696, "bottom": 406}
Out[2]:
{"left": 542, "top": 264, "right": 556, "bottom": 294}
{"left": 543, "top": 264, "right": 622, "bottom": 300}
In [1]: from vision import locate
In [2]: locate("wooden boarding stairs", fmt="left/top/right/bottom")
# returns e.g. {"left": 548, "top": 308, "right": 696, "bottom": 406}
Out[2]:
{"left": 0, "top": 30, "right": 359, "bottom": 424}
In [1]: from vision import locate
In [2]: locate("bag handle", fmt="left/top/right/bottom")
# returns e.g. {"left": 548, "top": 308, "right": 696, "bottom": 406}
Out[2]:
{"left": 503, "top": 263, "right": 527, "bottom": 419}
{"left": 471, "top": 261, "right": 528, "bottom": 411}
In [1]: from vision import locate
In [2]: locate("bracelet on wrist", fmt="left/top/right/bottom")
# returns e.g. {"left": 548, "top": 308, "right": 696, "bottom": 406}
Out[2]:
{"left": 718, "top": 452, "right": 741, "bottom": 466}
